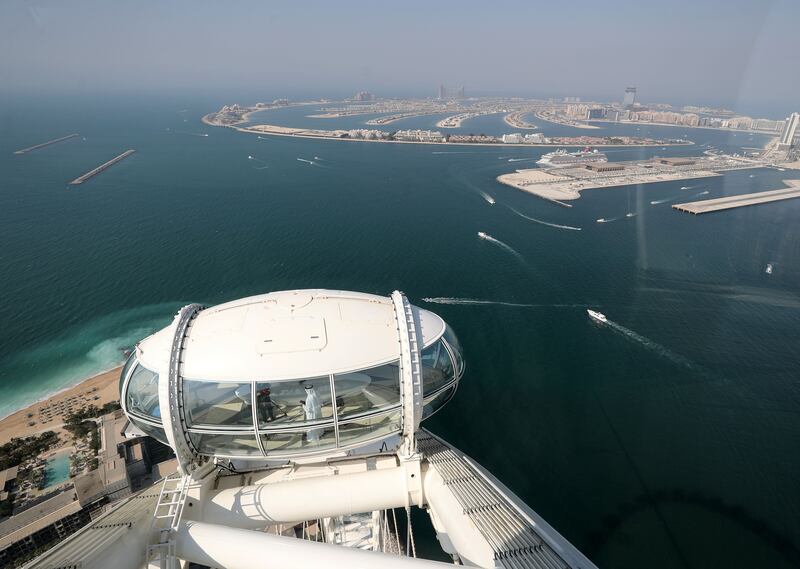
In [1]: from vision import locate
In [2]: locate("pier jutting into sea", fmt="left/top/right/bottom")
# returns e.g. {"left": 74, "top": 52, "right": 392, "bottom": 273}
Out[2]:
{"left": 69, "top": 150, "right": 136, "bottom": 185}
{"left": 672, "top": 180, "right": 800, "bottom": 214}
{"left": 14, "top": 134, "right": 79, "bottom": 155}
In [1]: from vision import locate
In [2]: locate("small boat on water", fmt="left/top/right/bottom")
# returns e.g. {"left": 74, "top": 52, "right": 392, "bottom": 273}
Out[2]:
{"left": 766, "top": 263, "right": 773, "bottom": 275}
{"left": 477, "top": 231, "right": 488, "bottom": 239}
{"left": 625, "top": 212, "right": 636, "bottom": 218}
{"left": 587, "top": 309, "right": 607, "bottom": 323}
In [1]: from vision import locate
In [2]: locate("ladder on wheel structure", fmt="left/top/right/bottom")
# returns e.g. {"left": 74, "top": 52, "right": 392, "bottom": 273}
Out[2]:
{"left": 146, "top": 474, "right": 190, "bottom": 569}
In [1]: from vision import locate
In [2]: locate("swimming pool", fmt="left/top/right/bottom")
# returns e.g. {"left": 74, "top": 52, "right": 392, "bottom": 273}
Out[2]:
{"left": 44, "top": 453, "right": 71, "bottom": 488}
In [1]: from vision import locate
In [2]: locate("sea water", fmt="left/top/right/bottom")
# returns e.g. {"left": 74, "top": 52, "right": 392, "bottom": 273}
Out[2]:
{"left": 1, "top": 93, "right": 799, "bottom": 568}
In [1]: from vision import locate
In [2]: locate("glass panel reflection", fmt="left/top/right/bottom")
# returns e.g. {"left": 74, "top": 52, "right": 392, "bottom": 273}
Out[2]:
{"left": 422, "top": 384, "right": 457, "bottom": 420}
{"left": 255, "top": 377, "right": 333, "bottom": 428}
{"left": 421, "top": 340, "right": 455, "bottom": 396}
{"left": 189, "top": 431, "right": 262, "bottom": 456}
{"left": 443, "top": 325, "right": 464, "bottom": 376}
{"left": 184, "top": 380, "right": 254, "bottom": 427}
{"left": 335, "top": 362, "right": 401, "bottom": 418}
{"left": 260, "top": 425, "right": 336, "bottom": 454}
{"left": 125, "top": 364, "right": 161, "bottom": 419}
{"left": 338, "top": 410, "right": 401, "bottom": 447}
{"left": 119, "top": 353, "right": 137, "bottom": 401}
{"left": 129, "top": 417, "right": 169, "bottom": 446}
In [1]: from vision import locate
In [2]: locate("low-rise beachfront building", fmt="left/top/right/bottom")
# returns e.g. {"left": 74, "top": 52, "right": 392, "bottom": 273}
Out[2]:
{"left": 393, "top": 129, "right": 446, "bottom": 142}
{"left": 524, "top": 133, "right": 546, "bottom": 144}
{"left": 502, "top": 133, "right": 523, "bottom": 144}
{"left": 0, "top": 411, "right": 176, "bottom": 567}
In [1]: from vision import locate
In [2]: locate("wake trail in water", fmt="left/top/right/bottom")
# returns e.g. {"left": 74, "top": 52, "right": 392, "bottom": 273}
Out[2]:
{"left": 507, "top": 205, "right": 582, "bottom": 231}
{"left": 166, "top": 128, "right": 209, "bottom": 137}
{"left": 597, "top": 212, "right": 638, "bottom": 223}
{"left": 507, "top": 158, "right": 534, "bottom": 163}
{"left": 478, "top": 232, "right": 526, "bottom": 263}
{"left": 297, "top": 157, "right": 325, "bottom": 167}
{"left": 248, "top": 155, "right": 269, "bottom": 169}
{"left": 422, "top": 297, "right": 589, "bottom": 308}
{"left": 432, "top": 151, "right": 479, "bottom": 154}
{"left": 650, "top": 195, "right": 682, "bottom": 205}
{"left": 603, "top": 319, "right": 698, "bottom": 370}
{"left": 652, "top": 190, "right": 709, "bottom": 205}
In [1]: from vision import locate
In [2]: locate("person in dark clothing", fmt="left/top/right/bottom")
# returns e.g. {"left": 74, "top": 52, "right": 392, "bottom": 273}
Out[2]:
{"left": 258, "top": 385, "right": 276, "bottom": 423}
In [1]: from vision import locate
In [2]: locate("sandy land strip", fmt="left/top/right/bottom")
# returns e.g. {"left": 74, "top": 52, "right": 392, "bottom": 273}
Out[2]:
{"left": 497, "top": 169, "right": 723, "bottom": 203}
{"left": 306, "top": 111, "right": 368, "bottom": 118}
{"left": 534, "top": 112, "right": 600, "bottom": 130}
{"left": 435, "top": 111, "right": 500, "bottom": 129}
{"left": 780, "top": 161, "right": 800, "bottom": 170}
{"left": 225, "top": 123, "right": 692, "bottom": 149}
{"left": 503, "top": 112, "right": 538, "bottom": 130}
{"left": 0, "top": 367, "right": 122, "bottom": 447}
{"left": 366, "top": 111, "right": 447, "bottom": 126}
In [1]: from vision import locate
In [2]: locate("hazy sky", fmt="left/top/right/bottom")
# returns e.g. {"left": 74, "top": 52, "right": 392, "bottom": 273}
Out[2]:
{"left": 1, "top": 0, "right": 798, "bottom": 115}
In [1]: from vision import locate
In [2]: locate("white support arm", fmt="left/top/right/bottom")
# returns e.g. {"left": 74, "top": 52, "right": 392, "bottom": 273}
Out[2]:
{"left": 175, "top": 521, "right": 452, "bottom": 569}
{"left": 199, "top": 466, "right": 414, "bottom": 528}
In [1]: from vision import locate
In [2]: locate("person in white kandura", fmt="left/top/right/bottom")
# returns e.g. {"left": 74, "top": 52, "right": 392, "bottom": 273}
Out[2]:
{"left": 302, "top": 384, "right": 322, "bottom": 442}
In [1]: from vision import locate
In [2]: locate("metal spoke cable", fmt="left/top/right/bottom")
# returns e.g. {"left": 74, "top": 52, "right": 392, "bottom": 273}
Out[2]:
{"left": 405, "top": 505, "right": 417, "bottom": 558}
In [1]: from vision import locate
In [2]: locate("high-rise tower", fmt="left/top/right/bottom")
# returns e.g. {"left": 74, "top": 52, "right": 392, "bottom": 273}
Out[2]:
{"left": 778, "top": 112, "right": 799, "bottom": 149}
{"left": 623, "top": 86, "right": 637, "bottom": 109}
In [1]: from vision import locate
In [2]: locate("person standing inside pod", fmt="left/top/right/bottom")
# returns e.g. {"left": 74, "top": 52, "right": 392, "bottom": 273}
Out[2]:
{"left": 302, "top": 384, "right": 322, "bottom": 442}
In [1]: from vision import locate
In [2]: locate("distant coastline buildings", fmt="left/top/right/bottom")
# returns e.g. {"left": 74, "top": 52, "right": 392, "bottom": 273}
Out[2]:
{"left": 438, "top": 84, "right": 465, "bottom": 100}
{"left": 778, "top": 112, "right": 799, "bottom": 149}
{"left": 352, "top": 91, "right": 375, "bottom": 102}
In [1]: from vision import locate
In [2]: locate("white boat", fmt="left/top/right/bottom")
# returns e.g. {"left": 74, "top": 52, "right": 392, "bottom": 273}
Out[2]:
{"left": 477, "top": 231, "right": 488, "bottom": 239}
{"left": 587, "top": 309, "right": 607, "bottom": 323}
{"left": 625, "top": 212, "right": 636, "bottom": 217}
{"left": 766, "top": 263, "right": 773, "bottom": 274}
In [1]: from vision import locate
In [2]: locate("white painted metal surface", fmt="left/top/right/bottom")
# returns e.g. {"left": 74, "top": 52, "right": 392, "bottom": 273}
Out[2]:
{"left": 200, "top": 466, "right": 411, "bottom": 528}
{"left": 391, "top": 291, "right": 423, "bottom": 451}
{"left": 160, "top": 304, "right": 203, "bottom": 475}
{"left": 174, "top": 521, "right": 452, "bottom": 569}
{"left": 137, "top": 290, "right": 445, "bottom": 382}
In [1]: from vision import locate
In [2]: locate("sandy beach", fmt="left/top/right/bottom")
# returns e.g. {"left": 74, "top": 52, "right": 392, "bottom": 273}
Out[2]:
{"left": 0, "top": 367, "right": 123, "bottom": 447}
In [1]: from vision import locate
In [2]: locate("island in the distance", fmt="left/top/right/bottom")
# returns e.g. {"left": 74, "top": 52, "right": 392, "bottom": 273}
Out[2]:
{"left": 202, "top": 98, "right": 690, "bottom": 148}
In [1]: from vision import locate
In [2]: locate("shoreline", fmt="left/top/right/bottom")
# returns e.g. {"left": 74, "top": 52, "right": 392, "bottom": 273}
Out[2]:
{"left": 0, "top": 366, "right": 123, "bottom": 446}
{"left": 208, "top": 120, "right": 693, "bottom": 149}
{"left": 0, "top": 364, "right": 123, "bottom": 422}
